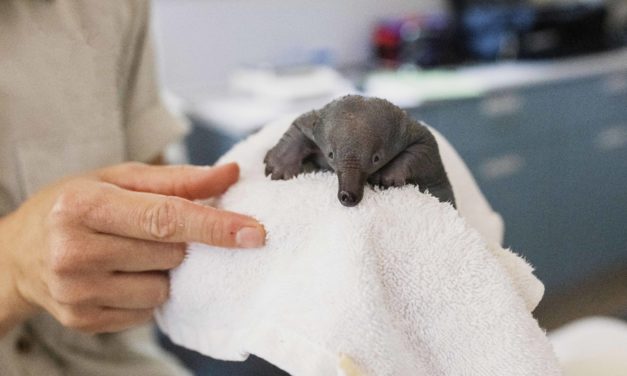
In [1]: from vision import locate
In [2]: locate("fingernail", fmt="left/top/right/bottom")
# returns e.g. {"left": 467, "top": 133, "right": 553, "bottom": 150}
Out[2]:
{"left": 236, "top": 227, "right": 265, "bottom": 248}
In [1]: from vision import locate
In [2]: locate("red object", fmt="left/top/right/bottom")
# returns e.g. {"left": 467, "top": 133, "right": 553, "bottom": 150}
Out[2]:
{"left": 373, "top": 24, "right": 401, "bottom": 62}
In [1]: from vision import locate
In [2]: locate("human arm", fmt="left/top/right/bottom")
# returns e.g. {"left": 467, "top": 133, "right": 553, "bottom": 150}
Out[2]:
{"left": 0, "top": 162, "right": 265, "bottom": 337}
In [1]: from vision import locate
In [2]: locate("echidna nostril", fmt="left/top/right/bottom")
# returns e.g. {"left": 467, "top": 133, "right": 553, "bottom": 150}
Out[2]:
{"left": 338, "top": 191, "right": 357, "bottom": 206}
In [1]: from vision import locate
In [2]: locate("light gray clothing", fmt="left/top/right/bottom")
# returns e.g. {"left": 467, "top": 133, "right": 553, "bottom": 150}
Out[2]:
{"left": 0, "top": 0, "right": 189, "bottom": 374}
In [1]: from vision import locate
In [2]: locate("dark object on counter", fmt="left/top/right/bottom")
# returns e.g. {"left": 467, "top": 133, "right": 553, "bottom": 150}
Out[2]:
{"left": 372, "top": 13, "right": 461, "bottom": 67}
{"left": 450, "top": 0, "right": 612, "bottom": 60}
{"left": 264, "top": 95, "right": 455, "bottom": 207}
{"left": 458, "top": 3, "right": 535, "bottom": 60}
{"left": 519, "top": 3, "right": 611, "bottom": 58}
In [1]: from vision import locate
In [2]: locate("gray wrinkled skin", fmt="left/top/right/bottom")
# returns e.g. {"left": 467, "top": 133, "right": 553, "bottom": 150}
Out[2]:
{"left": 264, "top": 95, "right": 456, "bottom": 208}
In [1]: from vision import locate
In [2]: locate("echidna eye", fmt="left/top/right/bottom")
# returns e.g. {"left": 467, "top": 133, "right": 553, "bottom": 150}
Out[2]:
{"left": 373, "top": 154, "right": 381, "bottom": 163}
{"left": 328, "top": 151, "right": 334, "bottom": 159}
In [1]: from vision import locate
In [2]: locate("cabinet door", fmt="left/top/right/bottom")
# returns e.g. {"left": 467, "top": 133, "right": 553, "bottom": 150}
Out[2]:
{"left": 549, "top": 71, "right": 627, "bottom": 283}
{"left": 548, "top": 118, "right": 627, "bottom": 287}
{"left": 413, "top": 93, "right": 561, "bottom": 288}
{"left": 411, "top": 74, "right": 627, "bottom": 294}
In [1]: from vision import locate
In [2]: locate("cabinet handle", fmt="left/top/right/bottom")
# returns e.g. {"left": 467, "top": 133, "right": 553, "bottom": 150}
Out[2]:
{"left": 479, "top": 153, "right": 526, "bottom": 181}
{"left": 481, "top": 93, "right": 524, "bottom": 117}
{"left": 594, "top": 125, "right": 627, "bottom": 152}
{"left": 601, "top": 74, "right": 627, "bottom": 95}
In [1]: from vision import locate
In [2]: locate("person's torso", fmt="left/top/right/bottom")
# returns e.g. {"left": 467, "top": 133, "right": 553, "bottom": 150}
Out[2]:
{"left": 0, "top": 2, "right": 187, "bottom": 375}
{"left": 0, "top": 0, "right": 138, "bottom": 215}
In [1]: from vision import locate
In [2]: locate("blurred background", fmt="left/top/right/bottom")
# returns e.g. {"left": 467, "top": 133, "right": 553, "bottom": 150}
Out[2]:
{"left": 151, "top": 0, "right": 627, "bottom": 373}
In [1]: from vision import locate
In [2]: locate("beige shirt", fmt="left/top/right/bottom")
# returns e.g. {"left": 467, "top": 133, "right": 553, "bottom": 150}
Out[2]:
{"left": 0, "top": 0, "right": 189, "bottom": 374}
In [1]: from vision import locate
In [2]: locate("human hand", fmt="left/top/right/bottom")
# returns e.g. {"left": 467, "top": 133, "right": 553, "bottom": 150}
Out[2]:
{"left": 0, "top": 162, "right": 264, "bottom": 334}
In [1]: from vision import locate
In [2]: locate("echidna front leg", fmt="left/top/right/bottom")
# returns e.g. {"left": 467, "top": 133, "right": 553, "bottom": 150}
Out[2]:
{"left": 368, "top": 123, "right": 456, "bottom": 207}
{"left": 264, "top": 124, "right": 319, "bottom": 180}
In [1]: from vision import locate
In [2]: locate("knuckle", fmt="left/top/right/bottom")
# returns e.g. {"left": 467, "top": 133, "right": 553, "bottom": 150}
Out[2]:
{"left": 140, "top": 198, "right": 182, "bottom": 240}
{"left": 48, "top": 241, "right": 80, "bottom": 275}
{"left": 49, "top": 181, "right": 106, "bottom": 226}
{"left": 49, "top": 278, "right": 93, "bottom": 305}
{"left": 49, "top": 188, "right": 83, "bottom": 225}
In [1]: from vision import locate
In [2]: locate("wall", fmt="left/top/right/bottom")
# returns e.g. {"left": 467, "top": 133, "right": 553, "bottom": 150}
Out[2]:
{"left": 152, "top": 0, "right": 443, "bottom": 100}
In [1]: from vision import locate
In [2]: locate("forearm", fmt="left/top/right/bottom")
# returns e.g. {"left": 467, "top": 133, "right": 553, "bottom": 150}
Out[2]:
{"left": 0, "top": 213, "right": 37, "bottom": 337}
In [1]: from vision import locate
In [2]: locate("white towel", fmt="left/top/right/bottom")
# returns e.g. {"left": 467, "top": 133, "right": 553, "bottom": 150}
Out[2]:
{"left": 156, "top": 116, "right": 561, "bottom": 376}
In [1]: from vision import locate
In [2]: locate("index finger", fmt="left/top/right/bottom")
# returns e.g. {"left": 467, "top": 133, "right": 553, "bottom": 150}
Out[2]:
{"left": 84, "top": 185, "right": 265, "bottom": 248}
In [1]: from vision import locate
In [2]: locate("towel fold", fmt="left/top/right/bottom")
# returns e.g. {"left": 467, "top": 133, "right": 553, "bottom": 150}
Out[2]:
{"left": 156, "top": 116, "right": 561, "bottom": 376}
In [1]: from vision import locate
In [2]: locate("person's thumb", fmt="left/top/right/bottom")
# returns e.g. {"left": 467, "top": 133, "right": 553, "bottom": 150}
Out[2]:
{"left": 98, "top": 162, "right": 240, "bottom": 199}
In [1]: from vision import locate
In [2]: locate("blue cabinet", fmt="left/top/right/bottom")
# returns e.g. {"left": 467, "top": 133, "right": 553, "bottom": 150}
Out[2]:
{"left": 410, "top": 72, "right": 627, "bottom": 296}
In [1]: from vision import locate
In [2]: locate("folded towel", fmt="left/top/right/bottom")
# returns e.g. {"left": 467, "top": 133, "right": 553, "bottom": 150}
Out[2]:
{"left": 156, "top": 116, "right": 561, "bottom": 376}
